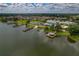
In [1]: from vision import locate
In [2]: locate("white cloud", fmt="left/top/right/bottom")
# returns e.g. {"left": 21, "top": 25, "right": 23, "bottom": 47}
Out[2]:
{"left": 0, "top": 3, "right": 79, "bottom": 13}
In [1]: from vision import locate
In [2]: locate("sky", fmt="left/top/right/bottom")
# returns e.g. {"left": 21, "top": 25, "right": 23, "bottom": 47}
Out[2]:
{"left": 0, "top": 3, "right": 79, "bottom": 13}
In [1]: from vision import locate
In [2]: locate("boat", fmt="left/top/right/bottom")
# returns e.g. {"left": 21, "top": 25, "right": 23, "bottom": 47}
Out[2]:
{"left": 46, "top": 32, "right": 56, "bottom": 38}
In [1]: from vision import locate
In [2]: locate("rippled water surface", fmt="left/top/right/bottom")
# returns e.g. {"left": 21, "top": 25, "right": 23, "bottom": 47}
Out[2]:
{"left": 0, "top": 23, "right": 79, "bottom": 56}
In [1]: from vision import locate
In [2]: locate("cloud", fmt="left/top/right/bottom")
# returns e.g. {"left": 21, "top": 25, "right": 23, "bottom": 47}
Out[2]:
{"left": 0, "top": 3, "right": 79, "bottom": 13}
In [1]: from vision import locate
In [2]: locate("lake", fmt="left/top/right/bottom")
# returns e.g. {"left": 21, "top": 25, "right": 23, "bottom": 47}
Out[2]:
{"left": 0, "top": 22, "right": 79, "bottom": 56}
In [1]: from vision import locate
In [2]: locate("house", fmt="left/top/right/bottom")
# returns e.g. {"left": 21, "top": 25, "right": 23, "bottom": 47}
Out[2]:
{"left": 44, "top": 20, "right": 57, "bottom": 26}
{"left": 60, "top": 21, "right": 76, "bottom": 25}
{"left": 61, "top": 25, "right": 68, "bottom": 29}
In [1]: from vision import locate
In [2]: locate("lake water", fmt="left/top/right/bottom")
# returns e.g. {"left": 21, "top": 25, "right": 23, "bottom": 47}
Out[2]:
{"left": 0, "top": 23, "right": 79, "bottom": 56}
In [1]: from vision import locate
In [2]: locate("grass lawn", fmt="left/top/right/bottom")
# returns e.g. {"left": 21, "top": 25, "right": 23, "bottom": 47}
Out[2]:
{"left": 16, "top": 19, "right": 29, "bottom": 25}
{"left": 27, "top": 24, "right": 35, "bottom": 28}
{"left": 56, "top": 31, "right": 70, "bottom": 36}
{"left": 69, "top": 35, "right": 79, "bottom": 41}
{"left": 31, "top": 20, "right": 41, "bottom": 22}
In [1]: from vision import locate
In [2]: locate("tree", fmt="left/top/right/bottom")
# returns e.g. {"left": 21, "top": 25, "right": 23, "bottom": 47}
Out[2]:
{"left": 68, "top": 24, "right": 79, "bottom": 35}
{"left": 49, "top": 24, "right": 55, "bottom": 31}
{"left": 0, "top": 17, "right": 7, "bottom": 22}
{"left": 55, "top": 22, "right": 61, "bottom": 32}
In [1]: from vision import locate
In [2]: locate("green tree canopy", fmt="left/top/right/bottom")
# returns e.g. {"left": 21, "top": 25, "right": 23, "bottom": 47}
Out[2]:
{"left": 68, "top": 24, "right": 79, "bottom": 35}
